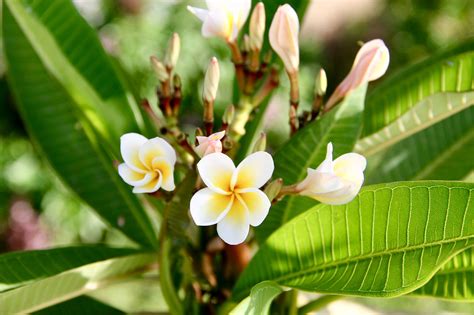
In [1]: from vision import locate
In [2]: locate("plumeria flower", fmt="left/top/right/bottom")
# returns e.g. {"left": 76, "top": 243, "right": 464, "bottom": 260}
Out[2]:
{"left": 269, "top": 4, "right": 300, "bottom": 74}
{"left": 118, "top": 133, "right": 176, "bottom": 193}
{"left": 190, "top": 152, "right": 274, "bottom": 245}
{"left": 296, "top": 143, "right": 366, "bottom": 205}
{"left": 195, "top": 130, "right": 226, "bottom": 157}
{"left": 188, "top": 0, "right": 251, "bottom": 43}
{"left": 326, "top": 39, "right": 389, "bottom": 109}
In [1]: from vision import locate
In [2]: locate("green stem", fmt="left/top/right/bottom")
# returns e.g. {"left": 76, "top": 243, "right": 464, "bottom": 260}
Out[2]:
{"left": 297, "top": 295, "right": 343, "bottom": 315}
{"left": 228, "top": 96, "right": 254, "bottom": 141}
{"left": 288, "top": 290, "right": 298, "bottom": 315}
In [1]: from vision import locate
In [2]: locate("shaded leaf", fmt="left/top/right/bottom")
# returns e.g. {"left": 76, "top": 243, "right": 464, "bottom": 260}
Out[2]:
{"left": 33, "top": 296, "right": 124, "bottom": 315}
{"left": 256, "top": 85, "right": 367, "bottom": 242}
{"left": 230, "top": 281, "right": 284, "bottom": 315}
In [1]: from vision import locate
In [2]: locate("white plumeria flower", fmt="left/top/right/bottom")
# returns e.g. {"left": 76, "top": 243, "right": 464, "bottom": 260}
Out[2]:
{"left": 195, "top": 130, "right": 226, "bottom": 157}
{"left": 269, "top": 4, "right": 300, "bottom": 74}
{"left": 118, "top": 133, "right": 176, "bottom": 193}
{"left": 296, "top": 143, "right": 366, "bottom": 205}
{"left": 187, "top": 0, "right": 251, "bottom": 43}
{"left": 190, "top": 152, "right": 274, "bottom": 245}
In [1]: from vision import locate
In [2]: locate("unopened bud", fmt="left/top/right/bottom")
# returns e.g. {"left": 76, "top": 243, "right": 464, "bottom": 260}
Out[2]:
{"left": 249, "top": 2, "right": 265, "bottom": 51}
{"left": 222, "top": 104, "right": 235, "bottom": 125}
{"left": 243, "top": 34, "right": 251, "bottom": 52}
{"left": 252, "top": 132, "right": 267, "bottom": 152}
{"left": 203, "top": 57, "right": 220, "bottom": 103}
{"left": 269, "top": 4, "right": 300, "bottom": 74}
{"left": 164, "top": 33, "right": 180, "bottom": 69}
{"left": 264, "top": 178, "right": 283, "bottom": 201}
{"left": 150, "top": 56, "right": 169, "bottom": 82}
{"left": 314, "top": 68, "right": 327, "bottom": 96}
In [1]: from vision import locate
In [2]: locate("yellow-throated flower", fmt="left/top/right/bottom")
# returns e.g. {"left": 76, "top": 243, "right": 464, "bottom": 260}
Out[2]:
{"left": 188, "top": 0, "right": 251, "bottom": 43}
{"left": 296, "top": 143, "right": 366, "bottom": 205}
{"left": 190, "top": 152, "right": 274, "bottom": 245}
{"left": 118, "top": 133, "right": 176, "bottom": 193}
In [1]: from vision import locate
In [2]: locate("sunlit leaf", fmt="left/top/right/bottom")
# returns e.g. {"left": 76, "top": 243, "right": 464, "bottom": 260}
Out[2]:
{"left": 230, "top": 281, "right": 284, "bottom": 315}
{"left": 235, "top": 181, "right": 474, "bottom": 299}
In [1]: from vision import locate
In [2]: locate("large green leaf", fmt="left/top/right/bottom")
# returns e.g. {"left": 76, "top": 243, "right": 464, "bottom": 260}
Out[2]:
{"left": 34, "top": 296, "right": 124, "bottom": 315}
{"left": 234, "top": 181, "right": 474, "bottom": 299}
{"left": 230, "top": 281, "right": 284, "bottom": 315}
{"left": 256, "top": 85, "right": 367, "bottom": 242}
{"left": 3, "top": 3, "right": 157, "bottom": 247}
{"left": 0, "top": 247, "right": 154, "bottom": 313}
{"left": 412, "top": 247, "right": 474, "bottom": 300}
{"left": 4, "top": 0, "right": 143, "bottom": 144}
{"left": 365, "top": 106, "right": 474, "bottom": 184}
{"left": 360, "top": 39, "right": 474, "bottom": 154}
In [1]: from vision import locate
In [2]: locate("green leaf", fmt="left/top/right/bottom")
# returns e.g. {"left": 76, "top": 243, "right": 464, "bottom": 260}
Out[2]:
{"left": 160, "top": 239, "right": 183, "bottom": 315}
{"left": 33, "top": 296, "right": 124, "bottom": 315}
{"left": 3, "top": 2, "right": 158, "bottom": 248}
{"left": 230, "top": 281, "right": 284, "bottom": 315}
{"left": 357, "top": 92, "right": 474, "bottom": 156}
{"left": 412, "top": 247, "right": 474, "bottom": 300}
{"left": 234, "top": 181, "right": 474, "bottom": 299}
{"left": 4, "top": 0, "right": 143, "bottom": 144}
{"left": 256, "top": 84, "right": 367, "bottom": 242}
{"left": 365, "top": 106, "right": 474, "bottom": 184}
{"left": 0, "top": 247, "right": 154, "bottom": 313}
{"left": 0, "top": 246, "right": 139, "bottom": 292}
{"left": 360, "top": 39, "right": 474, "bottom": 153}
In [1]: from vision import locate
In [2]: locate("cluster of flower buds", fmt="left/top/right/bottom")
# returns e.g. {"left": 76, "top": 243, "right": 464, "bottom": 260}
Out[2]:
{"left": 115, "top": 1, "right": 391, "bottom": 246}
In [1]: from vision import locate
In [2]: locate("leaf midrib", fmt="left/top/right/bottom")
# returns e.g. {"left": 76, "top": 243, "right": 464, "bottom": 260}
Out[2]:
{"left": 263, "top": 234, "right": 473, "bottom": 286}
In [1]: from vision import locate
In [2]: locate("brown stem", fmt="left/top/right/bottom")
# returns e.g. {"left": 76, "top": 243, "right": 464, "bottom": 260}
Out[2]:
{"left": 252, "top": 67, "right": 279, "bottom": 106}
{"left": 228, "top": 41, "right": 246, "bottom": 91}
{"left": 288, "top": 70, "right": 300, "bottom": 110}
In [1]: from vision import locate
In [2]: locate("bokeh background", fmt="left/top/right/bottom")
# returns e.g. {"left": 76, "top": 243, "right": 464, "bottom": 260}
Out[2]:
{"left": 1, "top": 0, "right": 473, "bottom": 313}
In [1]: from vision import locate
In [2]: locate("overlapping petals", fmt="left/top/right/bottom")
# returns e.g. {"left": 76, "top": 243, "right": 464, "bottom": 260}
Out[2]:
{"left": 118, "top": 133, "right": 176, "bottom": 193}
{"left": 188, "top": 0, "right": 251, "bottom": 42}
{"left": 195, "top": 130, "right": 225, "bottom": 157}
{"left": 296, "top": 143, "right": 367, "bottom": 205}
{"left": 190, "top": 152, "right": 274, "bottom": 245}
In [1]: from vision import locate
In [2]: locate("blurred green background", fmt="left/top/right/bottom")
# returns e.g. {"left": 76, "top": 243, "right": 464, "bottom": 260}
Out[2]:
{"left": 1, "top": 0, "right": 473, "bottom": 313}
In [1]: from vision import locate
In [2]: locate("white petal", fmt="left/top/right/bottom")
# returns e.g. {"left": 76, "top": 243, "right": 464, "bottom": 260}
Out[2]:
{"left": 297, "top": 169, "right": 343, "bottom": 195}
{"left": 206, "top": 0, "right": 226, "bottom": 11}
{"left": 311, "top": 181, "right": 361, "bottom": 205}
{"left": 217, "top": 198, "right": 249, "bottom": 245}
{"left": 197, "top": 153, "right": 235, "bottom": 194}
{"left": 118, "top": 163, "right": 156, "bottom": 187}
{"left": 190, "top": 188, "right": 233, "bottom": 226}
{"left": 238, "top": 189, "right": 270, "bottom": 226}
{"left": 202, "top": 10, "right": 231, "bottom": 39}
{"left": 233, "top": 151, "right": 274, "bottom": 191}
{"left": 334, "top": 152, "right": 367, "bottom": 184}
{"left": 133, "top": 172, "right": 163, "bottom": 194}
{"left": 187, "top": 6, "right": 209, "bottom": 22}
{"left": 353, "top": 39, "right": 389, "bottom": 81}
{"left": 120, "top": 133, "right": 147, "bottom": 173}
{"left": 138, "top": 137, "right": 176, "bottom": 169}
{"left": 152, "top": 157, "right": 175, "bottom": 191}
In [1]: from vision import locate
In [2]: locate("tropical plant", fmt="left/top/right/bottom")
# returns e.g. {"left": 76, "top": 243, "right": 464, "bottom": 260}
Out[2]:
{"left": 1, "top": 0, "right": 473, "bottom": 314}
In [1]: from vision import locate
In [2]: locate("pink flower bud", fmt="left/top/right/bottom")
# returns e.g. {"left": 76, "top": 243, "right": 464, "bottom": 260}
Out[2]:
{"left": 195, "top": 130, "right": 226, "bottom": 157}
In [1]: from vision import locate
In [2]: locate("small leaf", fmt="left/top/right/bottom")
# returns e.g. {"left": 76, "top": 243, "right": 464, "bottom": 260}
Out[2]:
{"left": 230, "top": 281, "right": 284, "bottom": 315}
{"left": 234, "top": 181, "right": 474, "bottom": 300}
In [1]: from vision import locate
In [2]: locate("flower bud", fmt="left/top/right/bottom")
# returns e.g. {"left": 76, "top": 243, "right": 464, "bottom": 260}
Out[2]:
{"left": 222, "top": 104, "right": 235, "bottom": 125}
{"left": 249, "top": 2, "right": 265, "bottom": 52}
{"left": 150, "top": 56, "right": 169, "bottom": 82}
{"left": 264, "top": 178, "right": 283, "bottom": 202}
{"left": 252, "top": 132, "right": 267, "bottom": 153}
{"left": 195, "top": 131, "right": 226, "bottom": 157}
{"left": 243, "top": 34, "right": 251, "bottom": 52}
{"left": 164, "top": 33, "right": 180, "bottom": 70}
{"left": 325, "top": 39, "right": 389, "bottom": 110}
{"left": 203, "top": 57, "right": 220, "bottom": 103}
{"left": 314, "top": 68, "right": 327, "bottom": 96}
{"left": 269, "top": 4, "right": 300, "bottom": 74}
